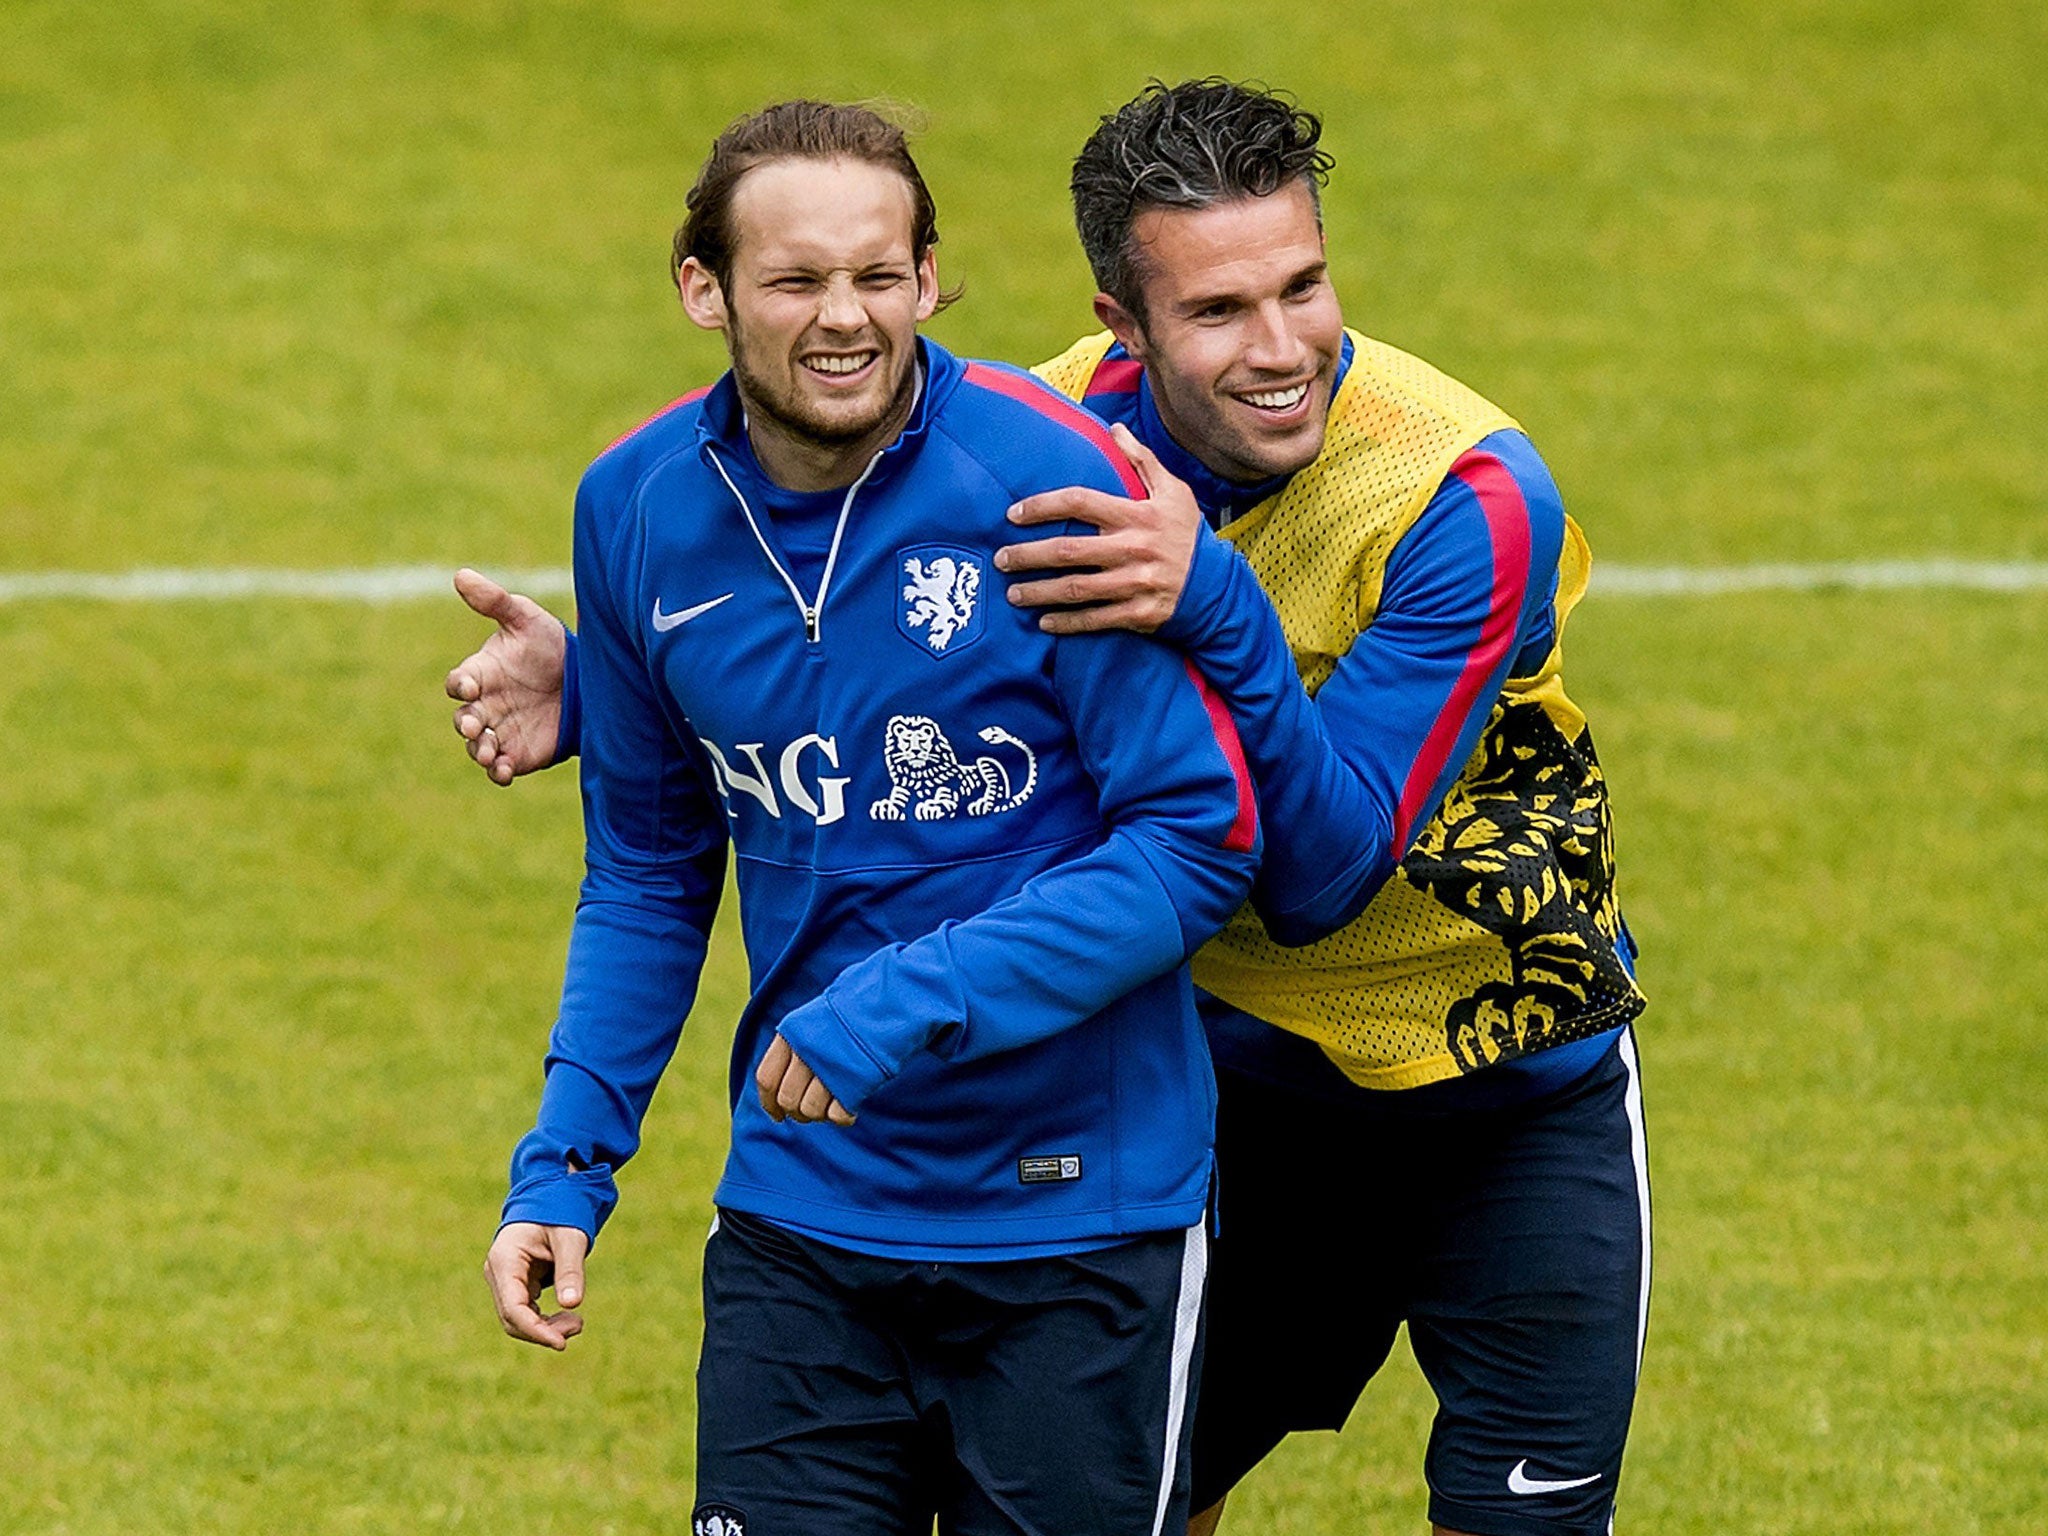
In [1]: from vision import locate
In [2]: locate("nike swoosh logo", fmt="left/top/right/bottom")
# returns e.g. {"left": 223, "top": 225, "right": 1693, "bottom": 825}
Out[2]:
{"left": 652, "top": 592, "right": 734, "bottom": 632}
{"left": 1508, "top": 1460, "right": 1601, "bottom": 1496}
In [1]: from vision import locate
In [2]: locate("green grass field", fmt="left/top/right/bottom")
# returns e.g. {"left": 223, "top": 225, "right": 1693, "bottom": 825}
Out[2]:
{"left": 4, "top": 2, "right": 2044, "bottom": 1531}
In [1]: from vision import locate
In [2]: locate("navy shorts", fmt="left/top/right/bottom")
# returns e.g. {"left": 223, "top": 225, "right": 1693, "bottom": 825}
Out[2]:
{"left": 693, "top": 1208, "right": 1207, "bottom": 1536}
{"left": 1193, "top": 1030, "right": 1651, "bottom": 1536}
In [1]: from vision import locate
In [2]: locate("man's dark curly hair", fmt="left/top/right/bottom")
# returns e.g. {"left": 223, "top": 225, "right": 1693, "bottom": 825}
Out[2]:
{"left": 1071, "top": 79, "right": 1334, "bottom": 321}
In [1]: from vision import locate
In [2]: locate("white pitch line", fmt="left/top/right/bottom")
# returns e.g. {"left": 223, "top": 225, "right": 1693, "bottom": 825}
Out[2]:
{"left": 1592, "top": 560, "right": 2048, "bottom": 595}
{"left": 0, "top": 566, "right": 575, "bottom": 603}
{"left": 0, "top": 561, "right": 2045, "bottom": 604}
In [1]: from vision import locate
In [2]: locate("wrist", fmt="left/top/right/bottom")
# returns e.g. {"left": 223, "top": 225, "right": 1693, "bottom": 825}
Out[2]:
{"left": 1158, "top": 528, "right": 1236, "bottom": 646}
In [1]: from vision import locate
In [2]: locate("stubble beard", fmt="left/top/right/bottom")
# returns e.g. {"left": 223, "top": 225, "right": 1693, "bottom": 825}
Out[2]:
{"left": 1147, "top": 375, "right": 1314, "bottom": 484}
{"left": 1169, "top": 362, "right": 1335, "bottom": 484}
{"left": 726, "top": 312, "right": 919, "bottom": 450}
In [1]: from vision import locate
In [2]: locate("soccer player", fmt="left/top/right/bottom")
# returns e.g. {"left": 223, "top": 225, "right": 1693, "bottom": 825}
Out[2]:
{"left": 480, "top": 99, "right": 1260, "bottom": 1536}
{"left": 456, "top": 81, "right": 1651, "bottom": 1536}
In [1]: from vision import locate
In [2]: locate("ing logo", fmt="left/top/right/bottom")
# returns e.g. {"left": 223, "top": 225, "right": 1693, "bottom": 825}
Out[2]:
{"left": 702, "top": 734, "right": 849, "bottom": 826}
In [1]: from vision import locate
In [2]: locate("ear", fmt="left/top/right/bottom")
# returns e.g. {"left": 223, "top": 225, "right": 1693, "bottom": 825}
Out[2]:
{"left": 1092, "top": 292, "right": 1147, "bottom": 361}
{"left": 914, "top": 247, "right": 941, "bottom": 322}
{"left": 677, "top": 256, "right": 729, "bottom": 333}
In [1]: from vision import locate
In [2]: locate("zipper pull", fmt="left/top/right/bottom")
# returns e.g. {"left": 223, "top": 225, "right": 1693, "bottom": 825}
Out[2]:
{"left": 804, "top": 606, "right": 819, "bottom": 643}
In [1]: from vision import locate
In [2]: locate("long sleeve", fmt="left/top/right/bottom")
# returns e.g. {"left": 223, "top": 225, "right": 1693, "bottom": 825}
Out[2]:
{"left": 1159, "top": 429, "right": 1565, "bottom": 946}
{"left": 501, "top": 470, "right": 728, "bottom": 1242}
{"left": 552, "top": 624, "right": 582, "bottom": 763}
{"left": 771, "top": 625, "right": 1259, "bottom": 1116}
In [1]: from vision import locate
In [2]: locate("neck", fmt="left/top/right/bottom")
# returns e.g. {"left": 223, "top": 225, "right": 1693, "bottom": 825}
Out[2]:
{"left": 739, "top": 376, "right": 919, "bottom": 493}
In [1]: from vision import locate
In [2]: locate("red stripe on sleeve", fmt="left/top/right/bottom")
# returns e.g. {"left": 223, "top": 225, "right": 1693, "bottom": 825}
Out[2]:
{"left": 1391, "top": 451, "right": 1533, "bottom": 850}
{"left": 962, "top": 362, "right": 1146, "bottom": 498}
{"left": 1183, "top": 659, "right": 1260, "bottom": 854}
{"left": 604, "top": 385, "right": 712, "bottom": 453}
{"left": 1085, "top": 358, "right": 1144, "bottom": 397}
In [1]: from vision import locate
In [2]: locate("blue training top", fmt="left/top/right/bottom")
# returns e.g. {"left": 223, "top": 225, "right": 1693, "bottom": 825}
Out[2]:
{"left": 503, "top": 339, "right": 1260, "bottom": 1261}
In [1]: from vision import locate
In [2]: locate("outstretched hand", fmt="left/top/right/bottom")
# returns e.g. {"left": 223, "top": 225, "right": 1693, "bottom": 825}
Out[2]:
{"left": 755, "top": 1033, "right": 855, "bottom": 1127}
{"left": 446, "top": 568, "right": 569, "bottom": 784}
{"left": 995, "top": 421, "right": 1204, "bottom": 634}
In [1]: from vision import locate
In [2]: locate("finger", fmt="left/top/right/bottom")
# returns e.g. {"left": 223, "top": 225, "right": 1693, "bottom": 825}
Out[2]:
{"left": 455, "top": 705, "right": 487, "bottom": 742}
{"left": 477, "top": 733, "right": 518, "bottom": 785}
{"left": 549, "top": 1227, "right": 589, "bottom": 1310}
{"left": 994, "top": 535, "right": 1109, "bottom": 576}
{"left": 445, "top": 666, "right": 482, "bottom": 703}
{"left": 1005, "top": 572, "right": 1144, "bottom": 610}
{"left": 487, "top": 1254, "right": 566, "bottom": 1349}
{"left": 826, "top": 1098, "right": 856, "bottom": 1128}
{"left": 458, "top": 568, "right": 555, "bottom": 635}
{"left": 755, "top": 1035, "right": 792, "bottom": 1121}
{"left": 797, "top": 1076, "right": 834, "bottom": 1124}
{"left": 495, "top": 1292, "right": 558, "bottom": 1346}
{"left": 505, "top": 1305, "right": 584, "bottom": 1348}
{"left": 1034, "top": 599, "right": 1172, "bottom": 636}
{"left": 770, "top": 1044, "right": 819, "bottom": 1118}
{"left": 1107, "top": 421, "right": 1166, "bottom": 495}
{"left": 776, "top": 1059, "right": 816, "bottom": 1118}
{"left": 1006, "top": 486, "right": 1135, "bottom": 530}
{"left": 453, "top": 567, "right": 520, "bottom": 626}
{"left": 508, "top": 1302, "right": 576, "bottom": 1349}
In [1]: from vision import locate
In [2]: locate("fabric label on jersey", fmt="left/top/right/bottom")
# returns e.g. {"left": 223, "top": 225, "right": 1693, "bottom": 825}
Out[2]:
{"left": 896, "top": 544, "right": 986, "bottom": 656}
{"left": 1018, "top": 1154, "right": 1083, "bottom": 1185}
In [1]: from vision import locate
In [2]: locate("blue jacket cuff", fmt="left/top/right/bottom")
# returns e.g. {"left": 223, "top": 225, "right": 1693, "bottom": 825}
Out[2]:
{"left": 501, "top": 1165, "right": 616, "bottom": 1246}
{"left": 554, "top": 625, "right": 583, "bottom": 764}
{"left": 774, "top": 996, "right": 898, "bottom": 1117}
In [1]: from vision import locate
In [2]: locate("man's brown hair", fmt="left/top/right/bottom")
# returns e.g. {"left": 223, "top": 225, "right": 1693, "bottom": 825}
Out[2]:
{"left": 672, "top": 99, "right": 955, "bottom": 308}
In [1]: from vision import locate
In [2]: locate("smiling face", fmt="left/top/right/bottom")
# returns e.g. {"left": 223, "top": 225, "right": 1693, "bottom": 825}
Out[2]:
{"left": 1096, "top": 179, "right": 1345, "bottom": 485}
{"left": 679, "top": 156, "right": 939, "bottom": 490}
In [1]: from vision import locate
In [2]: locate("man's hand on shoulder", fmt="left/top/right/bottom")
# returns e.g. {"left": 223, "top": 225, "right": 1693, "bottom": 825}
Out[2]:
{"left": 755, "top": 1033, "right": 855, "bottom": 1127}
{"left": 996, "top": 422, "right": 1201, "bottom": 635}
{"left": 446, "top": 568, "right": 568, "bottom": 784}
{"left": 484, "top": 1221, "right": 589, "bottom": 1350}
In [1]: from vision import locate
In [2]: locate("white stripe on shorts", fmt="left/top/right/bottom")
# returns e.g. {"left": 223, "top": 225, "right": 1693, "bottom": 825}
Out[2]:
{"left": 1610, "top": 1028, "right": 1652, "bottom": 1536}
{"left": 1151, "top": 1222, "right": 1209, "bottom": 1536}
{"left": 1617, "top": 1029, "right": 1653, "bottom": 1378}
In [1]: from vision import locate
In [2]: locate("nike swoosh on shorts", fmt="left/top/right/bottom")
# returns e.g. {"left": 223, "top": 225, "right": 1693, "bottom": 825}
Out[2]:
{"left": 1508, "top": 1459, "right": 1602, "bottom": 1496}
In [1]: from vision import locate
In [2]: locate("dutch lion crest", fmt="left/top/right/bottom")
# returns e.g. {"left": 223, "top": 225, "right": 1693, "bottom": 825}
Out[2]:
{"left": 898, "top": 547, "right": 984, "bottom": 654}
{"left": 870, "top": 715, "right": 1038, "bottom": 821}
{"left": 693, "top": 1507, "right": 746, "bottom": 1536}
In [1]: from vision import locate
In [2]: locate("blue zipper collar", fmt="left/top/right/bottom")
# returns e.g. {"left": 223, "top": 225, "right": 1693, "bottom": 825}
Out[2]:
{"left": 693, "top": 339, "right": 961, "bottom": 644}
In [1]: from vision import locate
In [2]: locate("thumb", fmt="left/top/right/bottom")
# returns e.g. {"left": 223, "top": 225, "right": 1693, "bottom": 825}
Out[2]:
{"left": 453, "top": 567, "right": 524, "bottom": 628}
{"left": 550, "top": 1226, "right": 589, "bottom": 1309}
{"left": 1107, "top": 422, "right": 1165, "bottom": 499}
